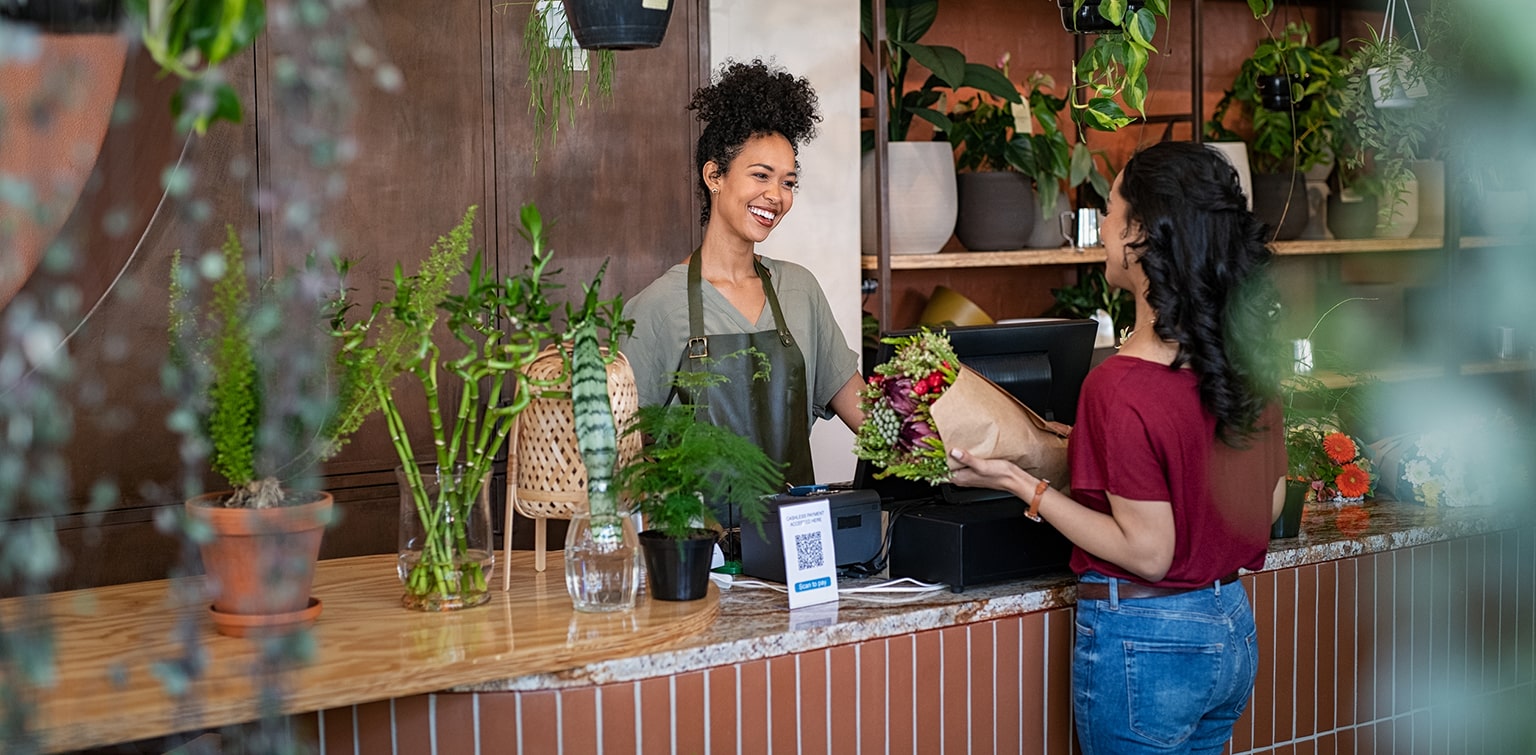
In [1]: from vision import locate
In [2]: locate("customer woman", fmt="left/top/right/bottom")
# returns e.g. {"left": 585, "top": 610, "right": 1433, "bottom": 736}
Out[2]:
{"left": 623, "top": 59, "right": 864, "bottom": 487}
{"left": 948, "top": 141, "right": 1287, "bottom": 754}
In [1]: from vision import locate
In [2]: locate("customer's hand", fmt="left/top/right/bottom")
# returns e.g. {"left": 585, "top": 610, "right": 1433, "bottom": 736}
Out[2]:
{"left": 947, "top": 448, "right": 1028, "bottom": 496}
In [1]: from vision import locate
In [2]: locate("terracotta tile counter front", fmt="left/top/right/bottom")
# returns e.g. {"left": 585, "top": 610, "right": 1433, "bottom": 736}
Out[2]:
{"left": 26, "top": 500, "right": 1535, "bottom": 754}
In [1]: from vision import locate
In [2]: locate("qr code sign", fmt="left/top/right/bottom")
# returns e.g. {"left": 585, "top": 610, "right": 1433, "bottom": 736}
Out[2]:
{"left": 794, "top": 531, "right": 825, "bottom": 570}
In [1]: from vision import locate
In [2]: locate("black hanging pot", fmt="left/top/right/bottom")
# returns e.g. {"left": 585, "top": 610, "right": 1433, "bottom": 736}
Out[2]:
{"left": 1256, "top": 73, "right": 1312, "bottom": 111}
{"left": 1057, "top": 0, "right": 1145, "bottom": 35}
{"left": 639, "top": 529, "right": 717, "bottom": 601}
{"left": 0, "top": 0, "right": 122, "bottom": 33}
{"left": 561, "top": 0, "right": 674, "bottom": 51}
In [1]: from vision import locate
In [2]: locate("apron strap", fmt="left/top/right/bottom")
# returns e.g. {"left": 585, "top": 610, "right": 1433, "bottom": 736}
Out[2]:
{"left": 686, "top": 251, "right": 709, "bottom": 359}
{"left": 753, "top": 256, "right": 795, "bottom": 349}
{"left": 688, "top": 251, "right": 795, "bottom": 352}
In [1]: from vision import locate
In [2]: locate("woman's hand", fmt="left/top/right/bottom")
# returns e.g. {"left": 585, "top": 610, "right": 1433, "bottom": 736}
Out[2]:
{"left": 947, "top": 448, "right": 1030, "bottom": 498}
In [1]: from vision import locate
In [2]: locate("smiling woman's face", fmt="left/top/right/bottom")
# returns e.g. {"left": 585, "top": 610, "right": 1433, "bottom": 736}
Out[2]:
{"left": 704, "top": 133, "right": 798, "bottom": 245}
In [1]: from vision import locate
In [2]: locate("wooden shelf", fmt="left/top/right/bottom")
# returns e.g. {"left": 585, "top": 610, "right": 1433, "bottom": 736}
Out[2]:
{"left": 1298, "top": 358, "right": 1535, "bottom": 390}
{"left": 858, "top": 237, "right": 1526, "bottom": 272}
{"left": 859, "top": 247, "right": 1106, "bottom": 270}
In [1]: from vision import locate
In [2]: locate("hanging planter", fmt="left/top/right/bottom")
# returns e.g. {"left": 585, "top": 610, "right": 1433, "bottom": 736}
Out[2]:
{"left": 1256, "top": 73, "right": 1313, "bottom": 111}
{"left": 1056, "top": 0, "right": 1145, "bottom": 35}
{"left": 0, "top": 0, "right": 122, "bottom": 33}
{"left": 1365, "top": 0, "right": 1429, "bottom": 109}
{"left": 561, "top": 0, "right": 674, "bottom": 50}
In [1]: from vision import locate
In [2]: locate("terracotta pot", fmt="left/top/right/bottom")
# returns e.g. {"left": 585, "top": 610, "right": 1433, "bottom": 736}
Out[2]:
{"left": 186, "top": 490, "right": 332, "bottom": 637}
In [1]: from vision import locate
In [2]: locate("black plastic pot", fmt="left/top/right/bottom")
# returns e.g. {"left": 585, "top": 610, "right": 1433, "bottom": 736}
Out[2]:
{"left": 639, "top": 529, "right": 716, "bottom": 601}
{"left": 1251, "top": 171, "right": 1308, "bottom": 241}
{"left": 1255, "top": 73, "right": 1313, "bottom": 111}
{"left": 1057, "top": 0, "right": 1145, "bottom": 34}
{"left": 1327, "top": 193, "right": 1379, "bottom": 240}
{"left": 955, "top": 172, "right": 1035, "bottom": 251}
{"left": 561, "top": 0, "right": 674, "bottom": 51}
{"left": 1271, "top": 482, "right": 1307, "bottom": 539}
{"left": 0, "top": 0, "right": 122, "bottom": 33}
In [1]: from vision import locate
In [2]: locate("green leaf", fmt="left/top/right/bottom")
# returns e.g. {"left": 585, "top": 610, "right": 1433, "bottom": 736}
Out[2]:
{"left": 1069, "top": 143, "right": 1093, "bottom": 187}
{"left": 1127, "top": 8, "right": 1158, "bottom": 52}
{"left": 1102, "top": 0, "right": 1126, "bottom": 26}
{"left": 901, "top": 42, "right": 966, "bottom": 89}
{"left": 960, "top": 62, "right": 1022, "bottom": 103}
{"left": 910, "top": 107, "right": 953, "bottom": 133}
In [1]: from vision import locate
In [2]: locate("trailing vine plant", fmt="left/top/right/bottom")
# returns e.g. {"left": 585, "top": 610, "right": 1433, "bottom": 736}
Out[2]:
{"left": 509, "top": 1, "right": 615, "bottom": 163}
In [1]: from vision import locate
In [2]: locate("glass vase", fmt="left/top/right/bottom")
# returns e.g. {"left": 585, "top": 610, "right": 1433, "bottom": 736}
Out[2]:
{"left": 563, "top": 511, "right": 640, "bottom": 613}
{"left": 396, "top": 462, "right": 494, "bottom": 611}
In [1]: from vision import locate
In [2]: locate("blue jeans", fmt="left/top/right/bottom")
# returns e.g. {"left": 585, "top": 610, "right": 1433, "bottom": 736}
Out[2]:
{"left": 1072, "top": 572, "right": 1259, "bottom": 755}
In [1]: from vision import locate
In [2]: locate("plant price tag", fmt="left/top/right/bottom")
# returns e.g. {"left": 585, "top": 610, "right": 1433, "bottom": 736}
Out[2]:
{"left": 778, "top": 498, "right": 838, "bottom": 610}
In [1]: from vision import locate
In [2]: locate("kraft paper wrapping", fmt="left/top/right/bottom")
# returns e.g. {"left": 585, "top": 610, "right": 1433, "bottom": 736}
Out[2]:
{"left": 929, "top": 367, "right": 1071, "bottom": 488}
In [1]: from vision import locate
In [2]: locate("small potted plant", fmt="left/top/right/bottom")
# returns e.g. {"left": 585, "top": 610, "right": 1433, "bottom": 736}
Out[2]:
{"left": 944, "top": 90, "right": 1034, "bottom": 251}
{"left": 166, "top": 226, "right": 341, "bottom": 637}
{"left": 1010, "top": 68, "right": 1113, "bottom": 246}
{"left": 615, "top": 354, "right": 783, "bottom": 602}
{"left": 1206, "top": 22, "right": 1346, "bottom": 240}
{"left": 859, "top": 0, "right": 1020, "bottom": 255}
{"left": 1333, "top": 21, "right": 1447, "bottom": 233}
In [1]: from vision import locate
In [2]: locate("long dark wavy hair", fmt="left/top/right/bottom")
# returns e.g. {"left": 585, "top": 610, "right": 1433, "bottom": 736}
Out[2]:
{"left": 688, "top": 59, "right": 821, "bottom": 227}
{"left": 1118, "top": 141, "right": 1283, "bottom": 444}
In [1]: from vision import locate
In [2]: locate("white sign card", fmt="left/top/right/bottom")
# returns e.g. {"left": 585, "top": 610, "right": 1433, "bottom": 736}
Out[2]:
{"left": 778, "top": 498, "right": 838, "bottom": 609}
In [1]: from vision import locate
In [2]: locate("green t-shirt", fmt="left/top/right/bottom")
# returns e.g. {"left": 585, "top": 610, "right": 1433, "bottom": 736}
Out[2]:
{"left": 621, "top": 256, "right": 859, "bottom": 429}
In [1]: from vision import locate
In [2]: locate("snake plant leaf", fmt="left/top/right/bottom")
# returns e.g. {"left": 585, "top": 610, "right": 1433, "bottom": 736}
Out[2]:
{"left": 570, "top": 318, "right": 619, "bottom": 519}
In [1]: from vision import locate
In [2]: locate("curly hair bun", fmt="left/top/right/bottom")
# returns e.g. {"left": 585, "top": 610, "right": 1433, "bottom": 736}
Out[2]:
{"left": 689, "top": 58, "right": 821, "bottom": 147}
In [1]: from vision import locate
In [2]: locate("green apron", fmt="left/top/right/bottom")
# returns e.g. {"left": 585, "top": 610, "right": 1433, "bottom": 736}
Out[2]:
{"left": 671, "top": 252, "right": 815, "bottom": 503}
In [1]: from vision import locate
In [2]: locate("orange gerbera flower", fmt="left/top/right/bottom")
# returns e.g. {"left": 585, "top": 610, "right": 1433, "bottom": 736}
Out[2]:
{"left": 1323, "top": 432, "right": 1357, "bottom": 464}
{"left": 1335, "top": 463, "right": 1371, "bottom": 499}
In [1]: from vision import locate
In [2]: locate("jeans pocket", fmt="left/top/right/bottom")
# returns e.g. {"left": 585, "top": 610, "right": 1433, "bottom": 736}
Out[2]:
{"left": 1124, "top": 640, "right": 1224, "bottom": 746}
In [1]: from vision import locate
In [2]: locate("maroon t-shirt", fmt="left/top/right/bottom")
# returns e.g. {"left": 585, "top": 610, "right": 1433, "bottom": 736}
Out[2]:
{"left": 1067, "top": 355, "right": 1285, "bottom": 588}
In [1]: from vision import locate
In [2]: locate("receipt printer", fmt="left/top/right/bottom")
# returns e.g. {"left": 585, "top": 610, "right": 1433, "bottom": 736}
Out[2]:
{"left": 739, "top": 489, "right": 883, "bottom": 583}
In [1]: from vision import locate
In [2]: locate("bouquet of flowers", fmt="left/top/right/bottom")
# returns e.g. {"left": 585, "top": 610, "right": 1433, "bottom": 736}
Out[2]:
{"left": 854, "top": 328, "right": 1069, "bottom": 485}
{"left": 1370, "top": 412, "right": 1526, "bottom": 508}
{"left": 1285, "top": 418, "right": 1374, "bottom": 502}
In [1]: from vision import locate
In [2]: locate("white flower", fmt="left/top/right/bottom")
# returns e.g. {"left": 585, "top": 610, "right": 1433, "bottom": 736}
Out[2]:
{"left": 1403, "top": 459, "right": 1433, "bottom": 486}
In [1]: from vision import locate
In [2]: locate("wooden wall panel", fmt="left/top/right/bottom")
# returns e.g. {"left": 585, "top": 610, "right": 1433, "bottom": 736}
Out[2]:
{"left": 4, "top": 0, "right": 706, "bottom": 591}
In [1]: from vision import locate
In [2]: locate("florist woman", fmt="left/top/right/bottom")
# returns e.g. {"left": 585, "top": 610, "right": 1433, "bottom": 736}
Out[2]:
{"left": 949, "top": 141, "right": 1288, "bottom": 754}
{"left": 623, "top": 59, "right": 864, "bottom": 489}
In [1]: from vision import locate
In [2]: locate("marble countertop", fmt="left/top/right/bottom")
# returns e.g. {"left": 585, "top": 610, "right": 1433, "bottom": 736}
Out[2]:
{"left": 464, "top": 498, "right": 1530, "bottom": 693}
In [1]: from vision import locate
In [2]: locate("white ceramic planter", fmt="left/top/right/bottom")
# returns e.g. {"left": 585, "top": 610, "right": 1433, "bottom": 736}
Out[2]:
{"left": 1409, "top": 160, "right": 1445, "bottom": 239}
{"left": 861, "top": 142, "right": 958, "bottom": 256}
{"left": 1374, "top": 173, "right": 1420, "bottom": 239}
{"left": 1204, "top": 141, "right": 1253, "bottom": 211}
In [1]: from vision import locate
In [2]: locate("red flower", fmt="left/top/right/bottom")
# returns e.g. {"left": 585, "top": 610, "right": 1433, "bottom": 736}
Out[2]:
{"left": 1334, "top": 463, "right": 1370, "bottom": 499}
{"left": 1323, "top": 432, "right": 1357, "bottom": 464}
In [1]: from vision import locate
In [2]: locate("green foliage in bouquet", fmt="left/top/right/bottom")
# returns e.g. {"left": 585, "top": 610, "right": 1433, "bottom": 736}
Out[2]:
{"left": 854, "top": 328, "right": 959, "bottom": 482}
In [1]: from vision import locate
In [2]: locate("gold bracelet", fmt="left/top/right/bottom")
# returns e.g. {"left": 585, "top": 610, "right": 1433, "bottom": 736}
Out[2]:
{"left": 1025, "top": 479, "right": 1049, "bottom": 522}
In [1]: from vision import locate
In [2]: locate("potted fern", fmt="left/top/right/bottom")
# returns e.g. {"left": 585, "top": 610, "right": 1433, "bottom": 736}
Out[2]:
{"left": 615, "top": 355, "right": 783, "bottom": 601}
{"left": 166, "top": 226, "right": 340, "bottom": 638}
